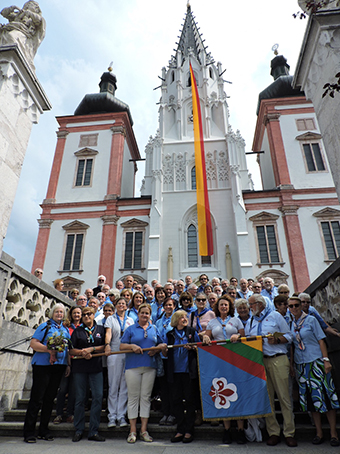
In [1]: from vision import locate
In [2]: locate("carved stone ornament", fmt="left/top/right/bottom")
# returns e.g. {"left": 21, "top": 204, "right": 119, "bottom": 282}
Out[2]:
{"left": 279, "top": 205, "right": 299, "bottom": 216}
{"left": 298, "top": 0, "right": 340, "bottom": 15}
{"left": 37, "top": 218, "right": 53, "bottom": 229}
{"left": 0, "top": 1, "right": 45, "bottom": 72}
{"left": 175, "top": 153, "right": 186, "bottom": 183}
{"left": 101, "top": 215, "right": 120, "bottom": 225}
{"left": 162, "top": 154, "right": 174, "bottom": 184}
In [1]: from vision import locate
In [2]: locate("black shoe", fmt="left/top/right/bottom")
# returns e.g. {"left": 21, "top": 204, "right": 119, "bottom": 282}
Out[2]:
{"left": 88, "top": 434, "right": 105, "bottom": 442}
{"left": 222, "top": 429, "right": 232, "bottom": 444}
{"left": 236, "top": 429, "right": 247, "bottom": 444}
{"left": 72, "top": 432, "right": 82, "bottom": 442}
{"left": 37, "top": 434, "right": 54, "bottom": 441}
{"left": 171, "top": 434, "right": 184, "bottom": 443}
{"left": 24, "top": 436, "right": 36, "bottom": 443}
{"left": 183, "top": 434, "right": 194, "bottom": 443}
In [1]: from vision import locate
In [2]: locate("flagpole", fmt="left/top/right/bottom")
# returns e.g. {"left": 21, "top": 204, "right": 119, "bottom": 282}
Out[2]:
{"left": 71, "top": 334, "right": 281, "bottom": 359}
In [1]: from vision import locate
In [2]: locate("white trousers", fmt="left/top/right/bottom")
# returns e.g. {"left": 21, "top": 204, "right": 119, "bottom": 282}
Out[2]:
{"left": 107, "top": 354, "right": 128, "bottom": 423}
{"left": 125, "top": 367, "right": 156, "bottom": 420}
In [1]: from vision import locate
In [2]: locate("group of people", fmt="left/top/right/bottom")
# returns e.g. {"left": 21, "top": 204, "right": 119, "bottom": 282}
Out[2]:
{"left": 23, "top": 272, "right": 339, "bottom": 447}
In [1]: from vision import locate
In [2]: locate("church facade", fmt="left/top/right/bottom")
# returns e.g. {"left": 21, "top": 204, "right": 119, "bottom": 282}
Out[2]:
{"left": 32, "top": 5, "right": 340, "bottom": 293}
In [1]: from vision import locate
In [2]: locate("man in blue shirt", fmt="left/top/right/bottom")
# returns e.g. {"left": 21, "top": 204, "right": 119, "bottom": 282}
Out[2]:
{"left": 246, "top": 294, "right": 297, "bottom": 448}
{"left": 261, "top": 277, "right": 278, "bottom": 305}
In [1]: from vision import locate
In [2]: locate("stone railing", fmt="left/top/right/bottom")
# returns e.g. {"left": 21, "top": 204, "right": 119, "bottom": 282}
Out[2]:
{"left": 0, "top": 251, "right": 72, "bottom": 415}
{"left": 305, "top": 256, "right": 340, "bottom": 324}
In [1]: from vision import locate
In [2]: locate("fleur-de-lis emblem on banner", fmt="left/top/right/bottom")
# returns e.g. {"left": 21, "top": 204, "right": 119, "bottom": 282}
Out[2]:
{"left": 209, "top": 377, "right": 238, "bottom": 409}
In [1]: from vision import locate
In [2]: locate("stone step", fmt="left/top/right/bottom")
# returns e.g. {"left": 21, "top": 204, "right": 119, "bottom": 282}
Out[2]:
{"left": 0, "top": 420, "right": 331, "bottom": 441}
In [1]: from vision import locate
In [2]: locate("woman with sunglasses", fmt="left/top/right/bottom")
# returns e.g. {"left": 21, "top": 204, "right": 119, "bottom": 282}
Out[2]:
{"left": 190, "top": 293, "right": 215, "bottom": 339}
{"left": 105, "top": 297, "right": 134, "bottom": 429}
{"left": 70, "top": 307, "right": 106, "bottom": 442}
{"left": 120, "top": 303, "right": 167, "bottom": 443}
{"left": 289, "top": 296, "right": 339, "bottom": 446}
{"left": 203, "top": 295, "right": 246, "bottom": 444}
{"left": 178, "top": 291, "right": 196, "bottom": 316}
{"left": 127, "top": 291, "right": 145, "bottom": 322}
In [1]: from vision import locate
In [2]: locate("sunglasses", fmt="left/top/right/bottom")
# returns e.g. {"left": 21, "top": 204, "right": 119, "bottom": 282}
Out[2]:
{"left": 83, "top": 313, "right": 93, "bottom": 317}
{"left": 196, "top": 298, "right": 206, "bottom": 302}
{"left": 288, "top": 304, "right": 301, "bottom": 309}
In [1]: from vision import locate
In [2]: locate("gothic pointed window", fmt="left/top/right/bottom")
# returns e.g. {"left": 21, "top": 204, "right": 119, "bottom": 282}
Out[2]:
{"left": 188, "top": 224, "right": 198, "bottom": 267}
{"left": 191, "top": 166, "right": 196, "bottom": 189}
{"left": 187, "top": 223, "right": 212, "bottom": 268}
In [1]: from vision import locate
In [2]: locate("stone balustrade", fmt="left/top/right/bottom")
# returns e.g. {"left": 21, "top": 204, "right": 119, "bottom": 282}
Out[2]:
{"left": 0, "top": 251, "right": 72, "bottom": 416}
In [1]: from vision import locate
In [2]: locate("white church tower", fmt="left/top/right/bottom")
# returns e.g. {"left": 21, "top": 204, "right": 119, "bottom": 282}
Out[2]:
{"left": 141, "top": 3, "right": 254, "bottom": 283}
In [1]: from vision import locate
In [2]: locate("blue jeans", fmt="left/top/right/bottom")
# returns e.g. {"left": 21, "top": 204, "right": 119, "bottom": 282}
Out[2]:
{"left": 73, "top": 372, "right": 103, "bottom": 437}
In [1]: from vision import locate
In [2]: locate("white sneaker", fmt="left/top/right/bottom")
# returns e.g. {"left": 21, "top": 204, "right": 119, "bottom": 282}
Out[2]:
{"left": 108, "top": 420, "right": 116, "bottom": 428}
{"left": 118, "top": 417, "right": 128, "bottom": 427}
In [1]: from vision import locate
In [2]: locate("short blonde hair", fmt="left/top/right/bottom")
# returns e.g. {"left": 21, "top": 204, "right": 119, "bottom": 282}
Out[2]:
{"left": 171, "top": 310, "right": 188, "bottom": 327}
{"left": 137, "top": 303, "right": 152, "bottom": 315}
{"left": 49, "top": 303, "right": 65, "bottom": 319}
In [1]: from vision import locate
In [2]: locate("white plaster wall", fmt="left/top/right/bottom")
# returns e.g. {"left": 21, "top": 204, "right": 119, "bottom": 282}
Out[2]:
{"left": 259, "top": 129, "right": 276, "bottom": 190}
{"left": 120, "top": 141, "right": 135, "bottom": 198}
{"left": 43, "top": 218, "right": 103, "bottom": 290}
{"left": 55, "top": 128, "right": 113, "bottom": 202}
{"left": 279, "top": 113, "right": 334, "bottom": 189}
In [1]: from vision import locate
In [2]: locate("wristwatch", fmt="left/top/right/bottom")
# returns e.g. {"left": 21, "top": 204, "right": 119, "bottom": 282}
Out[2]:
{"left": 322, "top": 357, "right": 330, "bottom": 362}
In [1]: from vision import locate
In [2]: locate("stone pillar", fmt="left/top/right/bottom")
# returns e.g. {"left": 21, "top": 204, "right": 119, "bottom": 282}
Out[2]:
{"left": 279, "top": 205, "right": 310, "bottom": 292}
{"left": 293, "top": 7, "right": 340, "bottom": 201}
{"left": 167, "top": 247, "right": 173, "bottom": 281}
{"left": 99, "top": 214, "right": 120, "bottom": 286}
{"left": 0, "top": 44, "right": 51, "bottom": 255}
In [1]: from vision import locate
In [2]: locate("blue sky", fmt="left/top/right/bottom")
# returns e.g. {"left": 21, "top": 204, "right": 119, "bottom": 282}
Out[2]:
{"left": 2, "top": 0, "right": 307, "bottom": 271}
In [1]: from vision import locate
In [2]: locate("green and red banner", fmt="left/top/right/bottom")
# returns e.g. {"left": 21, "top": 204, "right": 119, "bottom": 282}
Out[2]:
{"left": 190, "top": 63, "right": 213, "bottom": 256}
{"left": 197, "top": 337, "right": 272, "bottom": 420}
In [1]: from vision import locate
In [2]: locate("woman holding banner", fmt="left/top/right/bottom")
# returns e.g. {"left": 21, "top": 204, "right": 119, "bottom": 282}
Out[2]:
{"left": 203, "top": 295, "right": 246, "bottom": 444}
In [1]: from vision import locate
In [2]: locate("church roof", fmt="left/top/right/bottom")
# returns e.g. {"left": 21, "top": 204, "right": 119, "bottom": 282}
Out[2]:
{"left": 256, "top": 55, "right": 304, "bottom": 115}
{"left": 171, "top": 3, "right": 214, "bottom": 66}
{"left": 74, "top": 70, "right": 133, "bottom": 125}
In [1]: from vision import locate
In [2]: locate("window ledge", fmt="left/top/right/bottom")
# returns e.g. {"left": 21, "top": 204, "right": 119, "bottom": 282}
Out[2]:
{"left": 119, "top": 268, "right": 146, "bottom": 272}
{"left": 256, "top": 262, "right": 285, "bottom": 268}
{"left": 58, "top": 270, "right": 84, "bottom": 274}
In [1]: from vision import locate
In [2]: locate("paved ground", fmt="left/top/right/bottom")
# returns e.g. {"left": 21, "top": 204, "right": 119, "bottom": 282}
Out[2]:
{"left": 0, "top": 437, "right": 336, "bottom": 454}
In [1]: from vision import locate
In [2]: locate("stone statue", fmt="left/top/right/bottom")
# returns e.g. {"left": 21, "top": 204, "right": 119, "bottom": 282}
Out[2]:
{"left": 0, "top": 1, "right": 45, "bottom": 71}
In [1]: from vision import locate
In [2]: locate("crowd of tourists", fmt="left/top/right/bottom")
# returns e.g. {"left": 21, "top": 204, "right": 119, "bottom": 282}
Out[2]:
{"left": 24, "top": 272, "right": 340, "bottom": 447}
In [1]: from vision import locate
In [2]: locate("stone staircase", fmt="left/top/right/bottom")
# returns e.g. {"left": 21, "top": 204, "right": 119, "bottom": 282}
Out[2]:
{"left": 0, "top": 397, "right": 338, "bottom": 441}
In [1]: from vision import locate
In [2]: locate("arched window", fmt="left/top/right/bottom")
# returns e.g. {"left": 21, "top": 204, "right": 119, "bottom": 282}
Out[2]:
{"left": 188, "top": 224, "right": 198, "bottom": 267}
{"left": 209, "top": 67, "right": 214, "bottom": 79}
{"left": 170, "top": 71, "right": 175, "bottom": 83}
{"left": 191, "top": 166, "right": 196, "bottom": 189}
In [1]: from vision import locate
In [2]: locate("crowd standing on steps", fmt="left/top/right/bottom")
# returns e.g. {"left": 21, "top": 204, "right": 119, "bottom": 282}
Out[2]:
{"left": 23, "top": 272, "right": 340, "bottom": 447}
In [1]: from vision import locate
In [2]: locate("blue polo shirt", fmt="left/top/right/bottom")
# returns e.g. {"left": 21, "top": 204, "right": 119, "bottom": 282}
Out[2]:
{"left": 121, "top": 323, "right": 163, "bottom": 369}
{"left": 290, "top": 314, "right": 326, "bottom": 364}
{"left": 32, "top": 320, "right": 70, "bottom": 366}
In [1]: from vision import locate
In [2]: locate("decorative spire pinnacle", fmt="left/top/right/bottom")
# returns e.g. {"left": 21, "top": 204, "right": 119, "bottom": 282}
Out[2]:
{"left": 108, "top": 61, "right": 113, "bottom": 72}
{"left": 272, "top": 44, "right": 279, "bottom": 56}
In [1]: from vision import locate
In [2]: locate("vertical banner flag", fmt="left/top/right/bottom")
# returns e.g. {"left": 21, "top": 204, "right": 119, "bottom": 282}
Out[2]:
{"left": 189, "top": 63, "right": 213, "bottom": 256}
{"left": 197, "top": 337, "right": 272, "bottom": 420}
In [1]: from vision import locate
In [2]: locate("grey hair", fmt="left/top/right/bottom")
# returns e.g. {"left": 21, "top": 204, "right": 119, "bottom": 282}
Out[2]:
{"left": 248, "top": 294, "right": 267, "bottom": 307}
{"left": 234, "top": 298, "right": 248, "bottom": 309}
{"left": 188, "top": 283, "right": 197, "bottom": 290}
{"left": 50, "top": 303, "right": 65, "bottom": 319}
{"left": 212, "top": 276, "right": 221, "bottom": 283}
{"left": 263, "top": 277, "right": 274, "bottom": 284}
{"left": 298, "top": 292, "right": 311, "bottom": 302}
